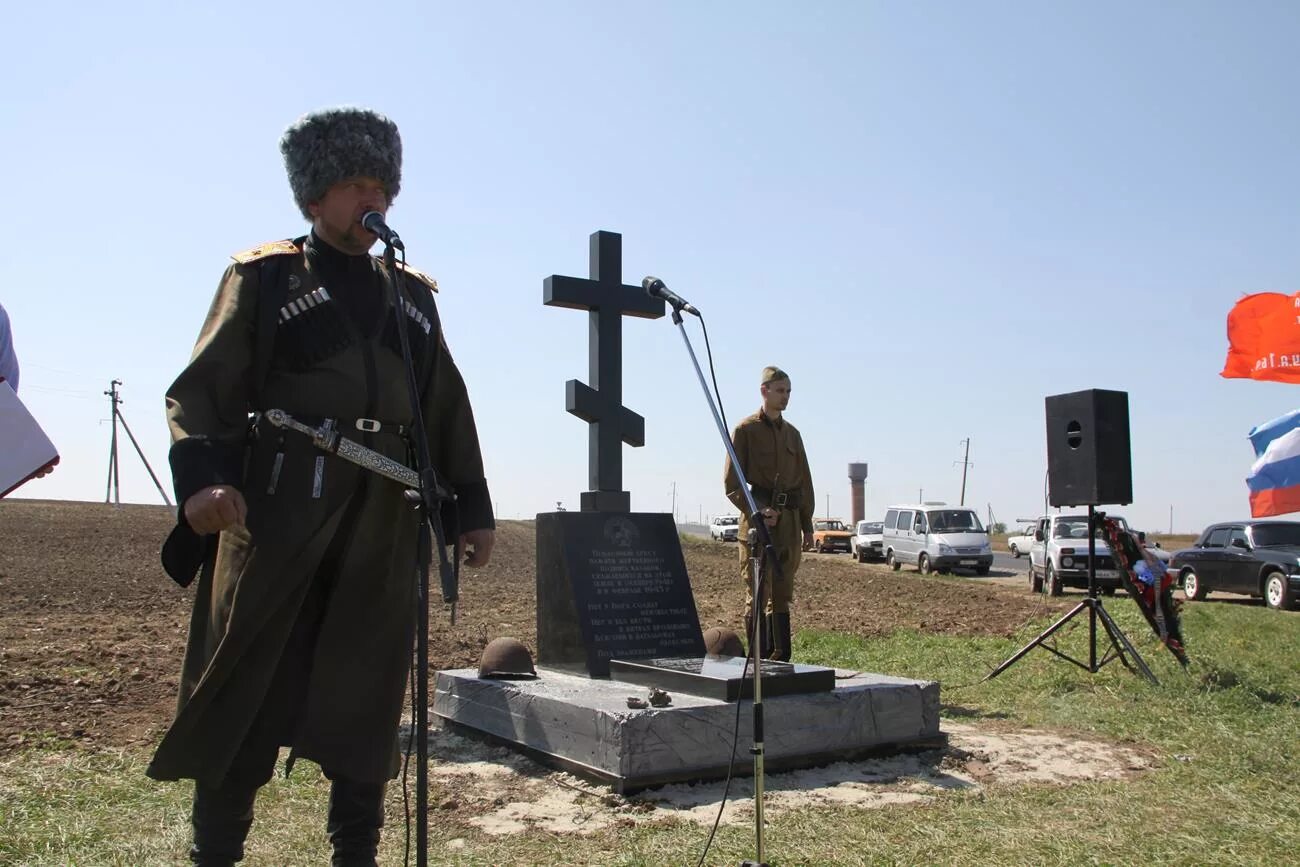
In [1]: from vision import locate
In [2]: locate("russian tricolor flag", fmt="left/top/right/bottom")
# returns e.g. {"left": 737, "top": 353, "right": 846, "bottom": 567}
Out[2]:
{"left": 1247, "top": 409, "right": 1300, "bottom": 517}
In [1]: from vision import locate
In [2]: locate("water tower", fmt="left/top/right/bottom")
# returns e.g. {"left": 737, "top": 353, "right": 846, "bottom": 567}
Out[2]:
{"left": 848, "top": 462, "right": 868, "bottom": 524}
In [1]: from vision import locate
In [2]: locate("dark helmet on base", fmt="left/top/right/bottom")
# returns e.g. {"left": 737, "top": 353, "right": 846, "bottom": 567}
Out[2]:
{"left": 478, "top": 637, "right": 538, "bottom": 679}
{"left": 702, "top": 626, "right": 746, "bottom": 658}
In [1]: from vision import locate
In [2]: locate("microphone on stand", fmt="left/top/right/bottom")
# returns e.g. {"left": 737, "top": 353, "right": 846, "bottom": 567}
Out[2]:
{"left": 643, "top": 276, "right": 700, "bottom": 316}
{"left": 360, "top": 211, "right": 405, "bottom": 250}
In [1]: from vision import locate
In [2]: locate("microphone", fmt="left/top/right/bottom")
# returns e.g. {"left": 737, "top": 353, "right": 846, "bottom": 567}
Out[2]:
{"left": 643, "top": 276, "right": 700, "bottom": 316}
{"left": 360, "top": 211, "right": 404, "bottom": 250}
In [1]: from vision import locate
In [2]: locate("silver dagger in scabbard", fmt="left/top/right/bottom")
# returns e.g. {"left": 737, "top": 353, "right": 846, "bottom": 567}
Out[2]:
{"left": 263, "top": 408, "right": 420, "bottom": 489}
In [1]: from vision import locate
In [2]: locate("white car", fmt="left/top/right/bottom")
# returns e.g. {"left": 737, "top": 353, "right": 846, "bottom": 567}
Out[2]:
{"left": 1007, "top": 525, "right": 1036, "bottom": 558}
{"left": 852, "top": 520, "right": 885, "bottom": 562}
{"left": 1028, "top": 513, "right": 1131, "bottom": 595}
{"left": 710, "top": 515, "right": 740, "bottom": 542}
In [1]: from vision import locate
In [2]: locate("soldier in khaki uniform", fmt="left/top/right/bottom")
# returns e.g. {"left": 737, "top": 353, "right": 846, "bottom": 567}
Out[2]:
{"left": 723, "top": 366, "right": 815, "bottom": 661}
{"left": 148, "top": 108, "right": 495, "bottom": 866}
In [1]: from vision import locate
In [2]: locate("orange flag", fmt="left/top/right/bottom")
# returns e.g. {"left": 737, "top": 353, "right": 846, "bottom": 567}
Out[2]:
{"left": 1222, "top": 292, "right": 1300, "bottom": 383}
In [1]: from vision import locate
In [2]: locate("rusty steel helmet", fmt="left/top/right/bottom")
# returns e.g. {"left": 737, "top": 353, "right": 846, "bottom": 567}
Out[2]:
{"left": 702, "top": 626, "right": 746, "bottom": 658}
{"left": 478, "top": 637, "right": 538, "bottom": 679}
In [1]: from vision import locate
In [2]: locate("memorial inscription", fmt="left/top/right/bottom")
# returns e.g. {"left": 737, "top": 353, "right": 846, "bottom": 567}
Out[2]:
{"left": 537, "top": 512, "right": 705, "bottom": 677}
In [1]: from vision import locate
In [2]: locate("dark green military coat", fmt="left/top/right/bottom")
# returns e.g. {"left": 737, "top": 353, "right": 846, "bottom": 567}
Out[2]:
{"left": 147, "top": 234, "right": 492, "bottom": 785}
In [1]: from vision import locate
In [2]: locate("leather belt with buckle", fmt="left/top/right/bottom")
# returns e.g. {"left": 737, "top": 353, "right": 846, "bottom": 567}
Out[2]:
{"left": 354, "top": 418, "right": 408, "bottom": 435}
{"left": 750, "top": 485, "right": 800, "bottom": 510}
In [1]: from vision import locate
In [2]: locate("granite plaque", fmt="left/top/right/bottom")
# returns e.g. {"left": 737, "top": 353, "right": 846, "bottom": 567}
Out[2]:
{"left": 537, "top": 511, "right": 705, "bottom": 677}
{"left": 608, "top": 655, "right": 836, "bottom": 701}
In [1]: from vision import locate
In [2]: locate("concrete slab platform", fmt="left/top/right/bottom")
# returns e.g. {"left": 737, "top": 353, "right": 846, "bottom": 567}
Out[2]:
{"left": 433, "top": 666, "right": 941, "bottom": 793}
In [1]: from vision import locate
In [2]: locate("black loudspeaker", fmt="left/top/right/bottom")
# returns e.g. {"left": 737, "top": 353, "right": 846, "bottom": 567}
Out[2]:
{"left": 1045, "top": 389, "right": 1132, "bottom": 507}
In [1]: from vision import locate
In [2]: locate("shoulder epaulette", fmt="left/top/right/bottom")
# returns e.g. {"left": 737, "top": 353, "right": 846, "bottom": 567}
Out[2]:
{"left": 393, "top": 260, "right": 439, "bottom": 293}
{"left": 231, "top": 239, "right": 301, "bottom": 265}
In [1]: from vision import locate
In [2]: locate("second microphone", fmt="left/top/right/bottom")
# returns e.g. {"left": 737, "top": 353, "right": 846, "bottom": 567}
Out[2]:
{"left": 643, "top": 276, "right": 700, "bottom": 316}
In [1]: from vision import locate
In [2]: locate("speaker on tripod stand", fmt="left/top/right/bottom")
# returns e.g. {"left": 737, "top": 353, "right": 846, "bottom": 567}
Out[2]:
{"left": 1045, "top": 388, "right": 1132, "bottom": 508}
{"left": 986, "top": 388, "right": 1158, "bottom": 683}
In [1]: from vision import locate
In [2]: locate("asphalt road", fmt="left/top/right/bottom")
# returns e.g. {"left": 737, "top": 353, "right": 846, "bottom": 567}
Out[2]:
{"left": 993, "top": 550, "right": 1029, "bottom": 574}
{"left": 807, "top": 548, "right": 1030, "bottom": 582}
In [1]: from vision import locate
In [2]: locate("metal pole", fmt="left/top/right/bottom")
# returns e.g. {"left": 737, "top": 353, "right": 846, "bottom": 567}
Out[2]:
{"left": 1088, "top": 506, "right": 1097, "bottom": 671}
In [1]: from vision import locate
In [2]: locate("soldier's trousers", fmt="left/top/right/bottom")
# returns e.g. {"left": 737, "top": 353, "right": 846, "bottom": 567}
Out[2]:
{"left": 738, "top": 510, "right": 801, "bottom": 616}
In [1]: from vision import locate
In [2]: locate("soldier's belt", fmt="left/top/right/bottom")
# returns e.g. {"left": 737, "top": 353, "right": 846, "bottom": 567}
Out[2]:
{"left": 750, "top": 485, "right": 801, "bottom": 510}
{"left": 263, "top": 409, "right": 419, "bottom": 489}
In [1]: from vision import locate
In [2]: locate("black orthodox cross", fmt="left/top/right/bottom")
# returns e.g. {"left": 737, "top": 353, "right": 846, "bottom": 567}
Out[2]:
{"left": 544, "top": 231, "right": 664, "bottom": 512}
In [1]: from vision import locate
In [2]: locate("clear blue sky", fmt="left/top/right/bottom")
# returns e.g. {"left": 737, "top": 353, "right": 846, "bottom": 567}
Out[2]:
{"left": 4, "top": 1, "right": 1298, "bottom": 534}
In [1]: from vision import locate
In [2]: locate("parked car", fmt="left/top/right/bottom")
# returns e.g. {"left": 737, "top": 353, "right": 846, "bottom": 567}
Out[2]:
{"left": 1028, "top": 513, "right": 1130, "bottom": 596}
{"left": 1169, "top": 520, "right": 1300, "bottom": 610}
{"left": 1007, "top": 524, "right": 1036, "bottom": 558}
{"left": 882, "top": 503, "right": 993, "bottom": 574}
{"left": 811, "top": 519, "right": 853, "bottom": 553}
{"left": 852, "top": 521, "right": 885, "bottom": 562}
{"left": 710, "top": 515, "right": 739, "bottom": 542}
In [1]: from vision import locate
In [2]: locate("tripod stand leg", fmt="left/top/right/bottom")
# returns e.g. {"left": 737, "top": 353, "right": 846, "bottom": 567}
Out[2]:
{"left": 1095, "top": 602, "right": 1158, "bottom": 685}
{"left": 984, "top": 601, "right": 1089, "bottom": 680}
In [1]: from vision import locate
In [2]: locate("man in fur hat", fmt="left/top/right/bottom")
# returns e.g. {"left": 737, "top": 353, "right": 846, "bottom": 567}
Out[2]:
{"left": 149, "top": 107, "right": 496, "bottom": 866}
{"left": 723, "top": 366, "right": 814, "bottom": 662}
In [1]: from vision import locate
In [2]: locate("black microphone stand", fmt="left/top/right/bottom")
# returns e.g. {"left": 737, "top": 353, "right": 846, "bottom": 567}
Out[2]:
{"left": 381, "top": 240, "right": 458, "bottom": 867}
{"left": 661, "top": 302, "right": 782, "bottom": 867}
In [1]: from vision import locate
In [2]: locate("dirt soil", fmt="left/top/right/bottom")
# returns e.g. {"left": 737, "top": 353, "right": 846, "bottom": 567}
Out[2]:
{"left": 4, "top": 500, "right": 1154, "bottom": 833}
{"left": 0, "top": 499, "right": 1069, "bottom": 755}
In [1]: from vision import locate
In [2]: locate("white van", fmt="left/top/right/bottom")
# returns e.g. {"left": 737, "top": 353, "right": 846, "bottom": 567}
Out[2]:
{"left": 882, "top": 503, "right": 993, "bottom": 575}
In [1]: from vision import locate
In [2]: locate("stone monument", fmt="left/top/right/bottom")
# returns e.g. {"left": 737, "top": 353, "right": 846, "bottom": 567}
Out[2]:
{"left": 535, "top": 230, "right": 705, "bottom": 676}
{"left": 432, "top": 230, "right": 941, "bottom": 793}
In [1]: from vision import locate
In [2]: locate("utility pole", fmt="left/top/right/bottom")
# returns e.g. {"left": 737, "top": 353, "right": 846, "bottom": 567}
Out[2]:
{"left": 918, "top": 488, "right": 923, "bottom": 502}
{"left": 670, "top": 481, "right": 677, "bottom": 521}
{"left": 104, "top": 380, "right": 173, "bottom": 507}
{"left": 105, "top": 380, "right": 122, "bottom": 505}
{"left": 825, "top": 493, "right": 830, "bottom": 520}
{"left": 1169, "top": 505, "right": 1173, "bottom": 535}
{"left": 954, "top": 437, "right": 973, "bottom": 506}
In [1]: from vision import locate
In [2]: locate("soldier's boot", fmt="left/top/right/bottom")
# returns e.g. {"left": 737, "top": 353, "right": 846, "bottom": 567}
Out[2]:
{"left": 327, "top": 777, "right": 386, "bottom": 867}
{"left": 767, "top": 613, "right": 792, "bottom": 662}
{"left": 746, "top": 613, "right": 773, "bottom": 660}
{"left": 189, "top": 781, "right": 256, "bottom": 866}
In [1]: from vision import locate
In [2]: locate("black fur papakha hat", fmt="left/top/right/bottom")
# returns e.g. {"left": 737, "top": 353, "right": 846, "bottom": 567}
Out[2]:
{"left": 279, "top": 107, "right": 402, "bottom": 219}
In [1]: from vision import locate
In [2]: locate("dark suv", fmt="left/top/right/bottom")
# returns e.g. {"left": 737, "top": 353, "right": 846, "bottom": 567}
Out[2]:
{"left": 1169, "top": 521, "right": 1300, "bottom": 610}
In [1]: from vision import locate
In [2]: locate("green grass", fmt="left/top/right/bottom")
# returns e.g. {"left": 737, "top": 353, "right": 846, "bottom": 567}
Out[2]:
{"left": 2, "top": 601, "right": 1297, "bottom": 865}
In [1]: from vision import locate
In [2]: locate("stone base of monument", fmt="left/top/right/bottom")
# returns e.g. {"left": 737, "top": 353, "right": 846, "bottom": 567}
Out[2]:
{"left": 433, "top": 662, "right": 941, "bottom": 794}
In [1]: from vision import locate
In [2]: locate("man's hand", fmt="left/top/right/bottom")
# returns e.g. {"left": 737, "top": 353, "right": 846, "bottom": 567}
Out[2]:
{"left": 183, "top": 485, "right": 247, "bottom": 535}
{"left": 802, "top": 530, "right": 814, "bottom": 550}
{"left": 761, "top": 507, "right": 779, "bottom": 528}
{"left": 457, "top": 528, "right": 496, "bottom": 567}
